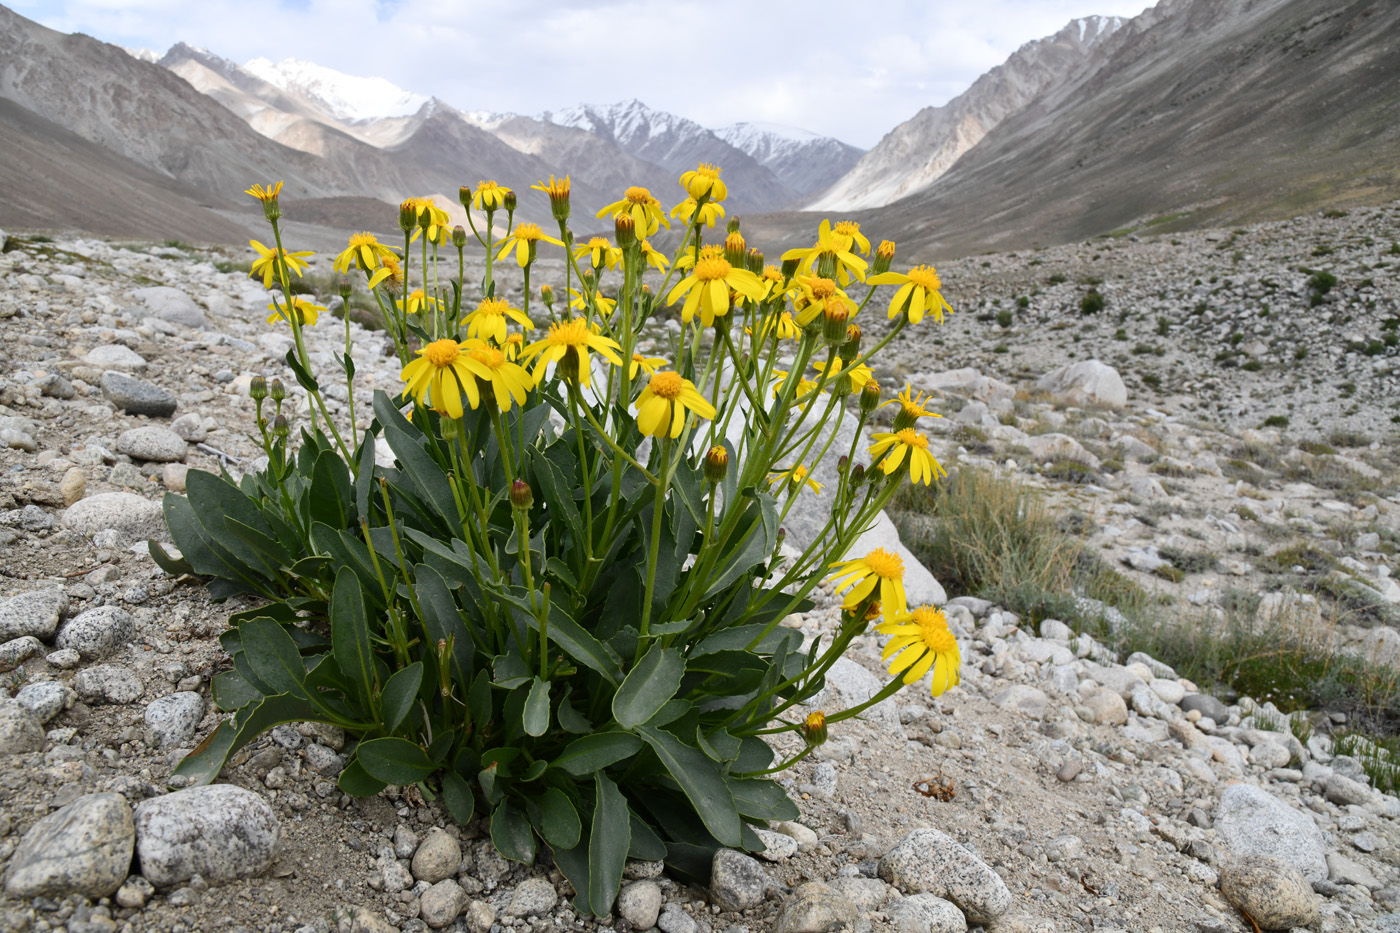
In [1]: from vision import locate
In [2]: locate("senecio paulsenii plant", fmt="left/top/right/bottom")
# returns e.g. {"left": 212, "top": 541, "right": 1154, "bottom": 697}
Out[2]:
{"left": 155, "top": 169, "right": 962, "bottom": 914}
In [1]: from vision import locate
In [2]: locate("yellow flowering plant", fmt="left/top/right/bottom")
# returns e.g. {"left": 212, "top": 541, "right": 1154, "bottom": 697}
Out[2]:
{"left": 155, "top": 168, "right": 958, "bottom": 916}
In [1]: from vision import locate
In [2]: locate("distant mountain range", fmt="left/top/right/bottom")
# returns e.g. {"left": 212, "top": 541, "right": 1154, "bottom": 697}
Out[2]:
{"left": 2, "top": 0, "right": 1396, "bottom": 257}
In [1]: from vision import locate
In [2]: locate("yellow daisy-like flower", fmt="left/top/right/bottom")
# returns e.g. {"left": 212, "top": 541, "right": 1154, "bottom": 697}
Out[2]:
{"left": 868, "top": 429, "right": 945, "bottom": 486}
{"left": 813, "top": 357, "right": 874, "bottom": 391}
{"left": 569, "top": 287, "right": 616, "bottom": 317}
{"left": 674, "top": 245, "right": 723, "bottom": 272}
{"left": 639, "top": 239, "right": 670, "bottom": 272}
{"left": 670, "top": 197, "right": 725, "bottom": 228}
{"left": 574, "top": 237, "right": 622, "bottom": 271}
{"left": 757, "top": 265, "right": 791, "bottom": 302}
{"left": 768, "top": 464, "right": 823, "bottom": 495}
{"left": 753, "top": 310, "right": 800, "bottom": 342}
{"left": 770, "top": 369, "right": 823, "bottom": 401}
{"left": 249, "top": 240, "right": 312, "bottom": 289}
{"left": 876, "top": 607, "right": 961, "bottom": 696}
{"left": 832, "top": 221, "right": 871, "bottom": 256}
{"left": 265, "top": 296, "right": 323, "bottom": 327}
{"left": 782, "top": 220, "right": 869, "bottom": 285}
{"left": 497, "top": 222, "right": 565, "bottom": 267}
{"left": 503, "top": 332, "right": 525, "bottom": 361}
{"left": 792, "top": 276, "right": 851, "bottom": 326}
{"left": 334, "top": 232, "right": 397, "bottom": 275}
{"left": 401, "top": 197, "right": 452, "bottom": 244}
{"left": 400, "top": 339, "right": 475, "bottom": 419}
{"left": 396, "top": 289, "right": 438, "bottom": 316}
{"left": 633, "top": 371, "right": 716, "bottom": 439}
{"left": 369, "top": 253, "right": 404, "bottom": 290}
{"left": 827, "top": 548, "right": 907, "bottom": 623}
{"left": 597, "top": 186, "right": 670, "bottom": 238}
{"left": 473, "top": 181, "right": 512, "bottom": 212}
{"left": 461, "top": 339, "right": 534, "bottom": 412}
{"left": 679, "top": 163, "right": 727, "bottom": 202}
{"left": 521, "top": 318, "right": 623, "bottom": 388}
{"left": 462, "top": 297, "right": 534, "bottom": 344}
{"left": 532, "top": 175, "right": 570, "bottom": 219}
{"left": 244, "top": 181, "right": 283, "bottom": 204}
{"left": 629, "top": 353, "right": 667, "bottom": 380}
{"left": 885, "top": 386, "right": 942, "bottom": 429}
{"left": 665, "top": 255, "right": 764, "bottom": 327}
{"left": 867, "top": 265, "right": 954, "bottom": 324}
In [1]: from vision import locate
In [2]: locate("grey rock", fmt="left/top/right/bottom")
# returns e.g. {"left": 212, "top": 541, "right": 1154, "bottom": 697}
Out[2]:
{"left": 1080, "top": 688, "right": 1128, "bottom": 725}
{"left": 879, "top": 827, "right": 1012, "bottom": 923}
{"left": 144, "top": 692, "right": 205, "bottom": 748}
{"left": 618, "top": 879, "right": 663, "bottom": 929}
{"left": 659, "top": 902, "right": 699, "bottom": 933}
{"left": 15, "top": 681, "right": 72, "bottom": 724}
{"left": 84, "top": 345, "right": 147, "bottom": 373}
{"left": 116, "top": 426, "right": 187, "bottom": 463}
{"left": 1328, "top": 851, "right": 1381, "bottom": 888}
{"left": 507, "top": 876, "right": 557, "bottom": 916}
{"left": 754, "top": 827, "right": 799, "bottom": 860}
{"left": 992, "top": 684, "right": 1048, "bottom": 719}
{"left": 1214, "top": 783, "right": 1327, "bottom": 882}
{"left": 711, "top": 847, "right": 768, "bottom": 911}
{"left": 464, "top": 899, "right": 495, "bottom": 933}
{"left": 1219, "top": 854, "right": 1319, "bottom": 930}
{"left": 392, "top": 824, "right": 418, "bottom": 858}
{"left": 0, "top": 635, "right": 45, "bottom": 670}
{"left": 115, "top": 875, "right": 154, "bottom": 908}
{"left": 63, "top": 492, "right": 165, "bottom": 545}
{"left": 1180, "top": 693, "right": 1229, "bottom": 722}
{"left": 1324, "top": 773, "right": 1373, "bottom": 806}
{"left": 0, "top": 428, "right": 35, "bottom": 451}
{"left": 886, "top": 892, "right": 967, "bottom": 933}
{"left": 1248, "top": 742, "right": 1291, "bottom": 770}
{"left": 411, "top": 828, "right": 461, "bottom": 885}
{"left": 74, "top": 665, "right": 144, "bottom": 705}
{"left": 0, "top": 588, "right": 67, "bottom": 640}
{"left": 827, "top": 876, "right": 890, "bottom": 909}
{"left": 419, "top": 878, "right": 466, "bottom": 929}
{"left": 1026, "top": 432, "right": 1100, "bottom": 468}
{"left": 350, "top": 906, "right": 399, "bottom": 933}
{"left": 1036, "top": 359, "right": 1127, "bottom": 407}
{"left": 843, "top": 511, "right": 947, "bottom": 607}
{"left": 3, "top": 793, "right": 134, "bottom": 898}
{"left": 815, "top": 657, "right": 903, "bottom": 732}
{"left": 170, "top": 413, "right": 207, "bottom": 442}
{"left": 0, "top": 699, "right": 45, "bottom": 755}
{"left": 133, "top": 784, "right": 280, "bottom": 886}
{"left": 946, "top": 596, "right": 993, "bottom": 618}
{"left": 773, "top": 882, "right": 861, "bottom": 933}
{"left": 56, "top": 606, "right": 135, "bottom": 659}
{"left": 131, "top": 286, "right": 208, "bottom": 329}
{"left": 303, "top": 743, "right": 344, "bottom": 775}
{"left": 100, "top": 372, "right": 177, "bottom": 418}
{"left": 46, "top": 648, "right": 81, "bottom": 669}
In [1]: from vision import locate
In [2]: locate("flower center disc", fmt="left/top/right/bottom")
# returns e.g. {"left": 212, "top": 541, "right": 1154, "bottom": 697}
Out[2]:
{"left": 694, "top": 257, "right": 733, "bottom": 282}
{"left": 808, "top": 278, "right": 837, "bottom": 299}
{"left": 649, "top": 372, "right": 684, "bottom": 399}
{"left": 515, "top": 223, "right": 544, "bottom": 242}
{"left": 907, "top": 265, "right": 941, "bottom": 290}
{"left": 478, "top": 298, "right": 509, "bottom": 316}
{"left": 865, "top": 547, "right": 904, "bottom": 579}
{"left": 625, "top": 186, "right": 652, "bottom": 203}
{"left": 425, "top": 339, "right": 461, "bottom": 367}
{"left": 912, "top": 607, "right": 956, "bottom": 650}
{"left": 895, "top": 429, "right": 928, "bottom": 449}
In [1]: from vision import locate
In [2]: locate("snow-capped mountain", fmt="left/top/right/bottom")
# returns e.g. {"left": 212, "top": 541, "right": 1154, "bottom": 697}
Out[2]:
{"left": 541, "top": 100, "right": 798, "bottom": 213}
{"left": 243, "top": 57, "right": 427, "bottom": 124}
{"left": 808, "top": 15, "right": 1125, "bottom": 211}
{"left": 715, "top": 122, "right": 864, "bottom": 198}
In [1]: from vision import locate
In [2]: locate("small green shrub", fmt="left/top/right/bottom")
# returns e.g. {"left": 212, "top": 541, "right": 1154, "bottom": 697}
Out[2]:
{"left": 1080, "top": 290, "right": 1105, "bottom": 315}
{"left": 996, "top": 309, "right": 1013, "bottom": 328}
{"left": 1260, "top": 415, "right": 1289, "bottom": 428}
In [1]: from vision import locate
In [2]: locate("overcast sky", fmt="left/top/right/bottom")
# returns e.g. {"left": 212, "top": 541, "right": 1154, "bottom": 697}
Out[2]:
{"left": 17, "top": 0, "right": 1154, "bottom": 149}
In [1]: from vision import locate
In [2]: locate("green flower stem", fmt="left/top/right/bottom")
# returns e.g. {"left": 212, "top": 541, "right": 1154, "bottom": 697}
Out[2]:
{"left": 577, "top": 397, "right": 657, "bottom": 485}
{"left": 564, "top": 385, "right": 595, "bottom": 563}
{"left": 483, "top": 210, "right": 496, "bottom": 298}
{"left": 732, "top": 743, "right": 815, "bottom": 779}
{"left": 367, "top": 284, "right": 410, "bottom": 369}
{"left": 826, "top": 676, "right": 905, "bottom": 724}
{"left": 538, "top": 582, "right": 551, "bottom": 680}
{"left": 376, "top": 481, "right": 419, "bottom": 669}
{"left": 637, "top": 438, "right": 673, "bottom": 647}
{"left": 513, "top": 507, "right": 538, "bottom": 613}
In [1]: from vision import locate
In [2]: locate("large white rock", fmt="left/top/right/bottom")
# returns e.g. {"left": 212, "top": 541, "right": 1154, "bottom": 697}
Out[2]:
{"left": 1036, "top": 360, "right": 1127, "bottom": 408}
{"left": 133, "top": 785, "right": 280, "bottom": 886}
{"left": 1214, "top": 783, "right": 1327, "bottom": 882}
{"left": 62, "top": 492, "right": 165, "bottom": 546}
{"left": 130, "top": 286, "right": 208, "bottom": 330}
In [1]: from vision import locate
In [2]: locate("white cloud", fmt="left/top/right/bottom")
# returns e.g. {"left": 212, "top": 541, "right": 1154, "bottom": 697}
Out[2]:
{"left": 16, "top": 0, "right": 1154, "bottom": 148}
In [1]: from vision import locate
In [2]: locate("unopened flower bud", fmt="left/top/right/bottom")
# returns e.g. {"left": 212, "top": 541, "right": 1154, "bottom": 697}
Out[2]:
{"left": 860, "top": 379, "right": 881, "bottom": 414}
{"left": 703, "top": 445, "right": 729, "bottom": 485}
{"left": 816, "top": 252, "right": 839, "bottom": 280}
{"left": 249, "top": 375, "right": 268, "bottom": 401}
{"left": 777, "top": 526, "right": 786, "bottom": 542}
{"left": 398, "top": 200, "right": 417, "bottom": 233}
{"left": 502, "top": 190, "right": 517, "bottom": 213}
{"left": 510, "top": 479, "right": 534, "bottom": 511}
{"left": 821, "top": 305, "right": 849, "bottom": 345}
{"left": 726, "top": 217, "right": 741, "bottom": 235}
{"left": 272, "top": 414, "right": 290, "bottom": 439}
{"left": 873, "top": 240, "right": 896, "bottom": 275}
{"left": 802, "top": 711, "right": 828, "bottom": 746}
{"left": 840, "top": 324, "right": 862, "bottom": 364}
{"left": 724, "top": 231, "right": 745, "bottom": 267}
{"left": 452, "top": 225, "right": 467, "bottom": 248}
{"left": 459, "top": 185, "right": 472, "bottom": 210}
{"left": 338, "top": 281, "right": 352, "bottom": 301}
{"left": 745, "top": 247, "right": 764, "bottom": 274}
{"left": 837, "top": 455, "right": 849, "bottom": 475}
{"left": 851, "top": 463, "right": 866, "bottom": 485}
{"left": 540, "top": 284, "right": 554, "bottom": 307}
{"left": 269, "top": 378, "right": 286, "bottom": 402}
{"left": 615, "top": 214, "right": 636, "bottom": 248}
{"left": 780, "top": 257, "right": 800, "bottom": 278}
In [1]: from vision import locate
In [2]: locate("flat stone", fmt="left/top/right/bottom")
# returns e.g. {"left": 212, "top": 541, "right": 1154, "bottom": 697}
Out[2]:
{"left": 0, "top": 699, "right": 45, "bottom": 755}
{"left": 885, "top": 892, "right": 967, "bottom": 933}
{"left": 84, "top": 345, "right": 147, "bottom": 373}
{"left": 1080, "top": 688, "right": 1128, "bottom": 725}
{"left": 754, "top": 827, "right": 799, "bottom": 861}
{"left": 59, "top": 468, "right": 86, "bottom": 507}
{"left": 116, "top": 426, "right": 186, "bottom": 463}
{"left": 1325, "top": 773, "right": 1373, "bottom": 806}
{"left": 74, "top": 664, "right": 144, "bottom": 705}
{"left": 711, "top": 847, "right": 768, "bottom": 911}
{"left": 1214, "top": 783, "right": 1327, "bottom": 882}
{"left": 144, "top": 692, "right": 205, "bottom": 748}
{"left": 1219, "top": 854, "right": 1319, "bottom": 930}
{"left": 1248, "top": 742, "right": 1291, "bottom": 770}
{"left": 133, "top": 784, "right": 280, "bottom": 886}
{"left": 618, "top": 880, "right": 663, "bottom": 929}
{"left": 130, "top": 286, "right": 208, "bottom": 329}
{"left": 1327, "top": 851, "right": 1381, "bottom": 889}
{"left": 411, "top": 827, "right": 461, "bottom": 885}
{"left": 879, "top": 827, "right": 1012, "bottom": 923}
{"left": 56, "top": 605, "right": 135, "bottom": 659}
{"left": 15, "top": 681, "right": 72, "bottom": 724}
{"left": 100, "top": 372, "right": 177, "bottom": 418}
{"left": 773, "top": 882, "right": 861, "bottom": 933}
{"left": 3, "top": 793, "right": 134, "bottom": 899}
{"left": 62, "top": 492, "right": 165, "bottom": 545}
{"left": 420, "top": 878, "right": 466, "bottom": 929}
{"left": 0, "top": 588, "right": 67, "bottom": 641}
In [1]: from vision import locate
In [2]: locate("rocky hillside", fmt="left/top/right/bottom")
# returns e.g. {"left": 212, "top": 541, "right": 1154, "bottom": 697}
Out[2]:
{"left": 0, "top": 201, "right": 1398, "bottom": 930}
{"left": 807, "top": 15, "right": 1123, "bottom": 212}
{"left": 714, "top": 123, "right": 864, "bottom": 198}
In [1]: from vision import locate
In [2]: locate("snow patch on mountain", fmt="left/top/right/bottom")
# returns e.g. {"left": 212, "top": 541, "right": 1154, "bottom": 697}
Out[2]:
{"left": 243, "top": 57, "right": 427, "bottom": 123}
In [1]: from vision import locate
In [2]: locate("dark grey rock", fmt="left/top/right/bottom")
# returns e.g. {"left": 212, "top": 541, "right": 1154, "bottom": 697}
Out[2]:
{"left": 711, "top": 848, "right": 768, "bottom": 911}
{"left": 133, "top": 784, "right": 280, "bottom": 886}
{"left": 0, "top": 588, "right": 67, "bottom": 641}
{"left": 879, "top": 827, "right": 1012, "bottom": 923}
{"left": 1220, "top": 854, "right": 1319, "bottom": 929}
{"left": 100, "top": 372, "right": 177, "bottom": 418}
{"left": 56, "top": 606, "right": 135, "bottom": 659}
{"left": 3, "top": 793, "right": 134, "bottom": 898}
{"left": 1181, "top": 693, "right": 1229, "bottom": 722}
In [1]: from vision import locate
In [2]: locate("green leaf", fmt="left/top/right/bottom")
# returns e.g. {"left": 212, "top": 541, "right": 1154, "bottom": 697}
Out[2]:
{"left": 415, "top": 564, "right": 475, "bottom": 685}
{"left": 469, "top": 670, "right": 493, "bottom": 736}
{"left": 628, "top": 810, "right": 668, "bottom": 861}
{"left": 355, "top": 433, "right": 377, "bottom": 524}
{"left": 210, "top": 669, "right": 261, "bottom": 712}
{"left": 284, "top": 346, "right": 320, "bottom": 393}
{"left": 734, "top": 736, "right": 775, "bottom": 773}
{"left": 491, "top": 800, "right": 536, "bottom": 863}
{"left": 529, "top": 446, "right": 580, "bottom": 532}
{"left": 726, "top": 777, "right": 800, "bottom": 820}
{"left": 556, "top": 693, "right": 592, "bottom": 734}
{"left": 552, "top": 731, "right": 643, "bottom": 777}
{"left": 529, "top": 787, "right": 581, "bottom": 849}
{"left": 172, "top": 693, "right": 325, "bottom": 786}
{"left": 309, "top": 449, "right": 353, "bottom": 529}
{"left": 504, "top": 593, "right": 620, "bottom": 686}
{"left": 331, "top": 567, "right": 377, "bottom": 703}
{"left": 523, "top": 678, "right": 550, "bottom": 737}
{"left": 552, "top": 839, "right": 593, "bottom": 917}
{"left": 637, "top": 726, "right": 741, "bottom": 847}
{"left": 380, "top": 662, "right": 422, "bottom": 734}
{"left": 493, "top": 652, "right": 532, "bottom": 689}
{"left": 612, "top": 644, "right": 684, "bottom": 729}
{"left": 146, "top": 539, "right": 192, "bottom": 576}
{"left": 702, "top": 494, "right": 778, "bottom": 600}
{"left": 589, "top": 773, "right": 630, "bottom": 914}
{"left": 240, "top": 617, "right": 309, "bottom": 698}
{"left": 356, "top": 737, "right": 437, "bottom": 785}
{"left": 441, "top": 770, "right": 476, "bottom": 824}
{"left": 339, "top": 758, "right": 389, "bottom": 796}
{"left": 374, "top": 393, "right": 458, "bottom": 532}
